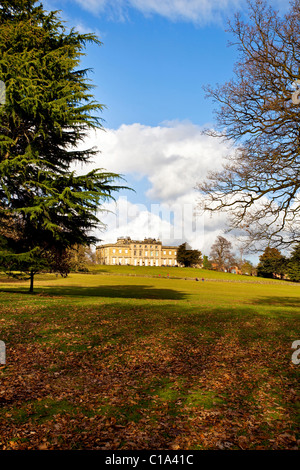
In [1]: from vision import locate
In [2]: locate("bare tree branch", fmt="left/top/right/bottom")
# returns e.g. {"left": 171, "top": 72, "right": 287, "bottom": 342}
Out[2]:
{"left": 197, "top": 0, "right": 300, "bottom": 250}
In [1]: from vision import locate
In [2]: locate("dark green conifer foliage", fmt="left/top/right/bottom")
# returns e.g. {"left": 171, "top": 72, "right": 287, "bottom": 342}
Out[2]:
{"left": 257, "top": 247, "right": 286, "bottom": 279}
{"left": 287, "top": 244, "right": 300, "bottom": 282}
{"left": 0, "top": 0, "right": 127, "bottom": 291}
{"left": 176, "top": 243, "right": 202, "bottom": 268}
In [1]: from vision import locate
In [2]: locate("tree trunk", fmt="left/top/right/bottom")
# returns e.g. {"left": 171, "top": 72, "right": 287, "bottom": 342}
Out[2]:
{"left": 29, "top": 270, "right": 34, "bottom": 293}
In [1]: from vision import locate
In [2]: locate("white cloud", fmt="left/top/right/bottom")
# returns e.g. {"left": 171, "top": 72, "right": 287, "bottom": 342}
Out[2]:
{"left": 73, "top": 22, "right": 104, "bottom": 38}
{"left": 75, "top": 120, "right": 234, "bottom": 253}
{"left": 72, "top": 0, "right": 289, "bottom": 24}
{"left": 76, "top": 120, "right": 263, "bottom": 261}
{"left": 73, "top": 0, "right": 241, "bottom": 23}
{"left": 94, "top": 194, "right": 231, "bottom": 256}
{"left": 75, "top": 120, "right": 230, "bottom": 203}
{"left": 128, "top": 0, "right": 241, "bottom": 23}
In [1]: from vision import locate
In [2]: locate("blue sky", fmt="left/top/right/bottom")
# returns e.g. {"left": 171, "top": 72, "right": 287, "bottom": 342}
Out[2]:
{"left": 44, "top": 0, "right": 288, "bottom": 261}
{"left": 47, "top": 0, "right": 241, "bottom": 129}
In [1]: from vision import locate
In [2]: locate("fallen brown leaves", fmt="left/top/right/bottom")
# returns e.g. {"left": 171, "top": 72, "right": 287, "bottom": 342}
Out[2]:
{"left": 0, "top": 304, "right": 299, "bottom": 451}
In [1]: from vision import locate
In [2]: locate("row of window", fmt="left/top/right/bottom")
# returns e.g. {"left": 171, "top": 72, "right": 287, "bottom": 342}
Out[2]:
{"left": 133, "top": 245, "right": 158, "bottom": 248}
{"left": 111, "top": 258, "right": 177, "bottom": 266}
{"left": 111, "top": 249, "right": 176, "bottom": 255}
{"left": 134, "top": 251, "right": 159, "bottom": 256}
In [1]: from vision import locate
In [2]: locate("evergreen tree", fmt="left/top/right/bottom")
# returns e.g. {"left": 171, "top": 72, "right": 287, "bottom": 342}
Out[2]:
{"left": 287, "top": 244, "right": 300, "bottom": 282}
{"left": 0, "top": 0, "right": 126, "bottom": 291}
{"left": 257, "top": 247, "right": 286, "bottom": 279}
{"left": 202, "top": 255, "right": 212, "bottom": 270}
{"left": 176, "top": 243, "right": 202, "bottom": 268}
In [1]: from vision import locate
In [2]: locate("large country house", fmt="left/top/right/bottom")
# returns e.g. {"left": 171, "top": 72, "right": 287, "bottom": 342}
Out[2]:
{"left": 96, "top": 237, "right": 179, "bottom": 267}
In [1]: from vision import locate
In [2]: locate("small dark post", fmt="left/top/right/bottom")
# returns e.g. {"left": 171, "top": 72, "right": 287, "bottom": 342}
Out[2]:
{"left": 29, "top": 270, "right": 34, "bottom": 293}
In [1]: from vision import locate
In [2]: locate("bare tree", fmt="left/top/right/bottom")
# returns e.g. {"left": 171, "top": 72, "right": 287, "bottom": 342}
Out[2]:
{"left": 197, "top": 0, "right": 300, "bottom": 251}
{"left": 210, "top": 235, "right": 236, "bottom": 271}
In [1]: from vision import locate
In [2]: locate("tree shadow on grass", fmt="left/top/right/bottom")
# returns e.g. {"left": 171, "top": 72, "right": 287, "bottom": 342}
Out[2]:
{"left": 251, "top": 296, "right": 300, "bottom": 308}
{"left": 5, "top": 284, "right": 187, "bottom": 301}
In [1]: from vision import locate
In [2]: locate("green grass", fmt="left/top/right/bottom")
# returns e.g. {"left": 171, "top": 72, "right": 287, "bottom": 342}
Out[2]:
{"left": 0, "top": 266, "right": 299, "bottom": 450}
{"left": 86, "top": 263, "right": 285, "bottom": 282}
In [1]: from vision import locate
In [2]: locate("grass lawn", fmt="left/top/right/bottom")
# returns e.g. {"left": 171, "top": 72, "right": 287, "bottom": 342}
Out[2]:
{"left": 0, "top": 266, "right": 299, "bottom": 450}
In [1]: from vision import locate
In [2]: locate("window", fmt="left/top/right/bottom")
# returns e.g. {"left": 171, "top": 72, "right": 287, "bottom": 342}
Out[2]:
{"left": 150, "top": 251, "right": 153, "bottom": 256}
{"left": 134, "top": 250, "right": 136, "bottom": 255}
{"left": 139, "top": 250, "right": 142, "bottom": 255}
{"left": 125, "top": 249, "right": 128, "bottom": 254}
{"left": 156, "top": 251, "right": 158, "bottom": 257}
{"left": 174, "top": 251, "right": 177, "bottom": 255}
{"left": 169, "top": 251, "right": 172, "bottom": 255}
{"left": 119, "top": 249, "right": 122, "bottom": 253}
{"left": 112, "top": 249, "right": 116, "bottom": 253}
{"left": 145, "top": 251, "right": 148, "bottom": 256}
{"left": 163, "top": 251, "right": 166, "bottom": 255}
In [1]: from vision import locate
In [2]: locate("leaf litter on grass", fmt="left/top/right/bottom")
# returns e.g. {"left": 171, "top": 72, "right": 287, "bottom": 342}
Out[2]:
{"left": 0, "top": 275, "right": 299, "bottom": 450}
